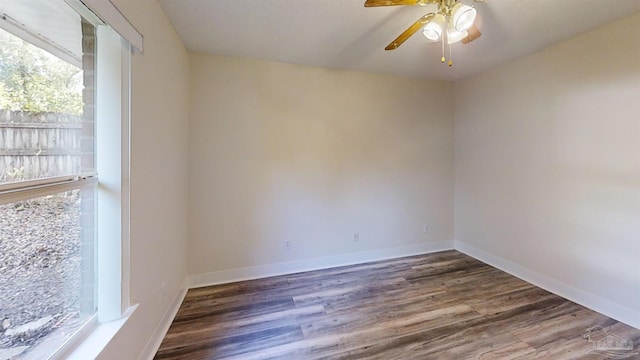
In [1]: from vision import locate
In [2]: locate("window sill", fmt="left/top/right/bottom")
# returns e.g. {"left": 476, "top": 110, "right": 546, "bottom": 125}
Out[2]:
{"left": 63, "top": 304, "right": 138, "bottom": 360}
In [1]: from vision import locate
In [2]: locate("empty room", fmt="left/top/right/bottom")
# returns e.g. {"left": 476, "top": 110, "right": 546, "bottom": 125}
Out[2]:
{"left": 0, "top": 0, "right": 638, "bottom": 359}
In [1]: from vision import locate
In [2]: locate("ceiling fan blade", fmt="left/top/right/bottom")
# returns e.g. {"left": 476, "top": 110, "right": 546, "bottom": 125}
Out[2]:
{"left": 364, "top": 0, "right": 435, "bottom": 7}
{"left": 462, "top": 23, "right": 481, "bottom": 44}
{"left": 385, "top": 13, "right": 434, "bottom": 50}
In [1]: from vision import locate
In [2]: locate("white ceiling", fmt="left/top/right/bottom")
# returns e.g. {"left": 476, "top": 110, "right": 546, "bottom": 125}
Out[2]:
{"left": 158, "top": 0, "right": 640, "bottom": 81}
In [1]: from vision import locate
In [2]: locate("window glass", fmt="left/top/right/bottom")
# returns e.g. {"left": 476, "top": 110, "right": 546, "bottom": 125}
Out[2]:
{"left": 0, "top": 187, "right": 95, "bottom": 359}
{"left": 0, "top": 1, "right": 94, "bottom": 185}
{"left": 0, "top": 1, "right": 97, "bottom": 358}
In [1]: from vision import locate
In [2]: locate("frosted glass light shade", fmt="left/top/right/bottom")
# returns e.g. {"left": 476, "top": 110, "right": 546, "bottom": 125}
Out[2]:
{"left": 447, "top": 23, "right": 468, "bottom": 44}
{"left": 422, "top": 14, "right": 446, "bottom": 41}
{"left": 451, "top": 3, "right": 476, "bottom": 31}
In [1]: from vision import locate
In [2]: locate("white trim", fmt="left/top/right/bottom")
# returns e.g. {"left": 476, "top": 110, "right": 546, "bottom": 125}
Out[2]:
{"left": 47, "top": 316, "right": 98, "bottom": 360}
{"left": 188, "top": 241, "right": 454, "bottom": 289}
{"left": 96, "top": 24, "right": 123, "bottom": 322}
{"left": 0, "top": 174, "right": 96, "bottom": 194}
{"left": 139, "top": 279, "right": 189, "bottom": 360}
{"left": 79, "top": 0, "right": 143, "bottom": 52}
{"left": 454, "top": 240, "right": 640, "bottom": 330}
{"left": 0, "top": 177, "right": 96, "bottom": 205}
{"left": 64, "top": 0, "right": 103, "bottom": 27}
{"left": 66, "top": 304, "right": 139, "bottom": 360}
{"left": 120, "top": 40, "right": 132, "bottom": 313}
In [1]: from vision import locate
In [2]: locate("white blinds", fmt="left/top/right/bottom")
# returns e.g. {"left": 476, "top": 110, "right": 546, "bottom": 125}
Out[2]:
{"left": 0, "top": 0, "right": 84, "bottom": 66}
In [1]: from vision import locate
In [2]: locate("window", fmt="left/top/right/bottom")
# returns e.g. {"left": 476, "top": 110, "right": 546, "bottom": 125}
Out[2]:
{"left": 0, "top": 0, "right": 134, "bottom": 358}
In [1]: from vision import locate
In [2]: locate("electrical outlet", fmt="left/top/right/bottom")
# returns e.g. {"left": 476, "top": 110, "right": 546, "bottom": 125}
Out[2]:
{"left": 354, "top": 232, "right": 360, "bottom": 242}
{"left": 285, "top": 241, "right": 292, "bottom": 248}
{"left": 423, "top": 224, "right": 430, "bottom": 233}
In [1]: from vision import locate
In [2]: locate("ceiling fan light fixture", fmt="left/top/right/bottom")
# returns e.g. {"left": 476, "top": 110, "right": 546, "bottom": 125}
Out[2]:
{"left": 451, "top": 2, "right": 477, "bottom": 32}
{"left": 422, "top": 13, "right": 446, "bottom": 41}
{"left": 447, "top": 23, "right": 468, "bottom": 44}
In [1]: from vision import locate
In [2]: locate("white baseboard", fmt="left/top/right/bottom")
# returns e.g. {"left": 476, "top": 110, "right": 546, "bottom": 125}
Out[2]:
{"left": 455, "top": 240, "right": 640, "bottom": 330}
{"left": 188, "top": 241, "right": 454, "bottom": 288}
{"left": 139, "top": 278, "right": 188, "bottom": 360}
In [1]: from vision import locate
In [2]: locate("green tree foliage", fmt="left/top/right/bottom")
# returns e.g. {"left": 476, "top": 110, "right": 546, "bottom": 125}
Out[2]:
{"left": 0, "top": 29, "right": 83, "bottom": 115}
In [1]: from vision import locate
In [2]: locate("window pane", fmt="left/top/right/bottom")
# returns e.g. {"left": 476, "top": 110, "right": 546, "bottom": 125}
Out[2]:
{"left": 0, "top": 2, "right": 102, "bottom": 358}
{"left": 0, "top": 1, "right": 95, "bottom": 184}
{"left": 0, "top": 188, "right": 95, "bottom": 359}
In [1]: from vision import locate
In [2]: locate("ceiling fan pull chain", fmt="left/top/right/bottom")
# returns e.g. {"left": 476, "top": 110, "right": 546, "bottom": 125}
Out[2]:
{"left": 449, "top": 43, "right": 453, "bottom": 67}
{"left": 441, "top": 35, "right": 446, "bottom": 64}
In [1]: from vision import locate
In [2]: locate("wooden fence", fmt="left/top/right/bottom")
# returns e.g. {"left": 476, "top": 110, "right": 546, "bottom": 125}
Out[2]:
{"left": 0, "top": 110, "right": 87, "bottom": 183}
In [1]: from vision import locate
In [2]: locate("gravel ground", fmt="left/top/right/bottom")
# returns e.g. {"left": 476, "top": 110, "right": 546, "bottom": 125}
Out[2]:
{"left": 0, "top": 191, "right": 86, "bottom": 358}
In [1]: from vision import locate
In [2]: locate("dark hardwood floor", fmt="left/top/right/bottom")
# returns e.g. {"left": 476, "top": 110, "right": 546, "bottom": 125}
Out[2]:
{"left": 154, "top": 251, "right": 640, "bottom": 359}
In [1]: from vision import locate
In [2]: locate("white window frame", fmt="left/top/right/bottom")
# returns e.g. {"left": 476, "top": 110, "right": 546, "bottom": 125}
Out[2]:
{"left": 77, "top": 0, "right": 143, "bottom": 52}
{"left": 55, "top": 24, "right": 133, "bottom": 359}
{"left": 0, "top": 0, "right": 138, "bottom": 357}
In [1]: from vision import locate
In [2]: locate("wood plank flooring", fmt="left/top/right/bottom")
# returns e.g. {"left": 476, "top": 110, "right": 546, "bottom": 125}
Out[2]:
{"left": 154, "top": 251, "right": 640, "bottom": 359}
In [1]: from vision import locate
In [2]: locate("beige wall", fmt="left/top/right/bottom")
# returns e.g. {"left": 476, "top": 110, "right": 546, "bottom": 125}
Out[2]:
{"left": 98, "top": 0, "right": 190, "bottom": 358}
{"left": 454, "top": 13, "right": 640, "bottom": 315}
{"left": 188, "top": 54, "right": 453, "bottom": 276}
{"left": 88, "top": 3, "right": 639, "bottom": 356}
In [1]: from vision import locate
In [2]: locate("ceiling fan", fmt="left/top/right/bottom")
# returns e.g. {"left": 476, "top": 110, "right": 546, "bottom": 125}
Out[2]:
{"left": 365, "top": 0, "right": 483, "bottom": 66}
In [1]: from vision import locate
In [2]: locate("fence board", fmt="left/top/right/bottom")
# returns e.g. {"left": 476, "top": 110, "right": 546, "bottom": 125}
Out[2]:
{"left": 0, "top": 110, "right": 88, "bottom": 183}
